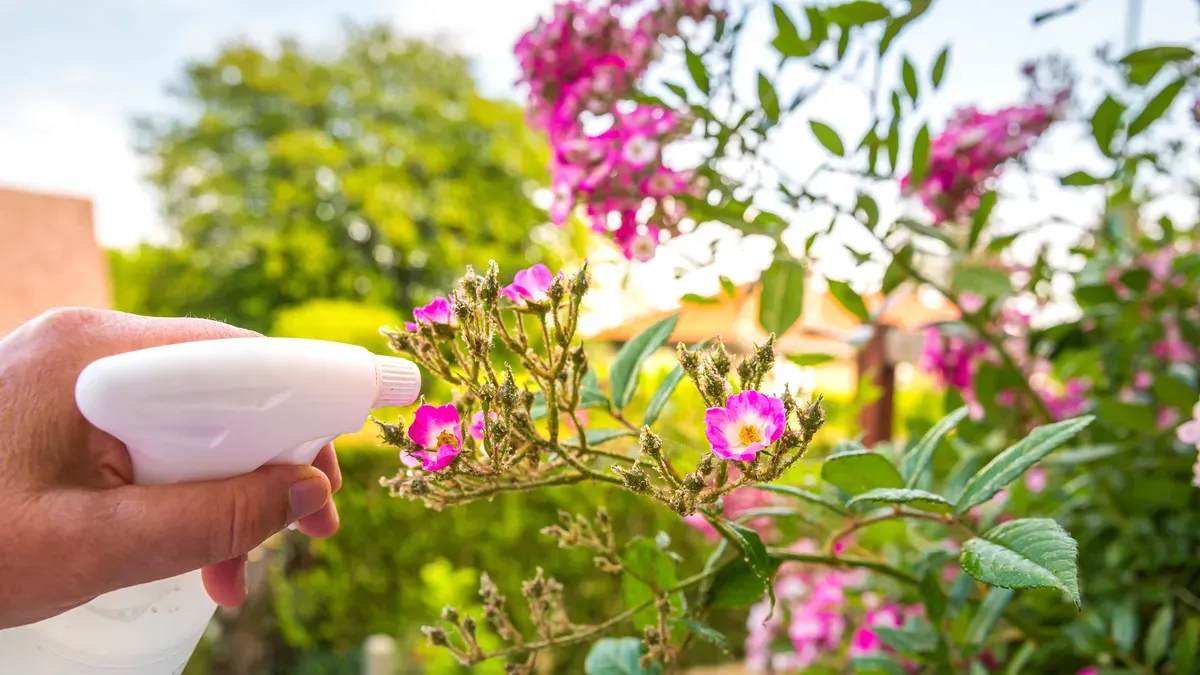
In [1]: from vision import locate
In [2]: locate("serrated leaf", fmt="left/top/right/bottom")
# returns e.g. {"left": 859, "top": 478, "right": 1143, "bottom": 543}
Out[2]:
{"left": 846, "top": 487, "right": 953, "bottom": 513}
{"left": 759, "top": 483, "right": 851, "bottom": 516}
{"left": 932, "top": 46, "right": 949, "bottom": 88}
{"left": 1119, "top": 45, "right": 1195, "bottom": 64}
{"left": 1128, "top": 77, "right": 1185, "bottom": 138}
{"left": 758, "top": 258, "right": 806, "bottom": 336}
{"left": 1091, "top": 95, "right": 1126, "bottom": 157}
{"left": 902, "top": 57, "right": 918, "bottom": 101}
{"left": 910, "top": 124, "right": 930, "bottom": 188}
{"left": 823, "top": 449, "right": 904, "bottom": 496}
{"left": 954, "top": 415, "right": 1094, "bottom": 514}
{"left": 902, "top": 406, "right": 969, "bottom": 486}
{"left": 1145, "top": 604, "right": 1174, "bottom": 666}
{"left": 621, "top": 538, "right": 680, "bottom": 628}
{"left": 720, "top": 521, "right": 776, "bottom": 610}
{"left": 707, "top": 555, "right": 782, "bottom": 608}
{"left": 826, "top": 0, "right": 890, "bottom": 25}
{"left": 787, "top": 353, "right": 837, "bottom": 367}
{"left": 609, "top": 314, "right": 679, "bottom": 409}
{"left": 810, "top": 120, "right": 846, "bottom": 156}
{"left": 676, "top": 619, "right": 731, "bottom": 655}
{"left": 959, "top": 518, "right": 1080, "bottom": 607}
{"left": 827, "top": 279, "right": 869, "bottom": 322}
{"left": 685, "top": 49, "right": 709, "bottom": 94}
{"left": 1060, "top": 171, "right": 1104, "bottom": 186}
{"left": 758, "top": 72, "right": 780, "bottom": 124}
{"left": 952, "top": 265, "right": 1012, "bottom": 298}
{"left": 585, "top": 638, "right": 662, "bottom": 675}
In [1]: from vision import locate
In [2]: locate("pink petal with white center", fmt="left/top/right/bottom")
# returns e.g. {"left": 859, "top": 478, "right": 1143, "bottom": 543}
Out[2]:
{"left": 407, "top": 404, "right": 462, "bottom": 449}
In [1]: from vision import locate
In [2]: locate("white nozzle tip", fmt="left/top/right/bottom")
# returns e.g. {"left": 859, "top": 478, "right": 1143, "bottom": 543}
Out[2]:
{"left": 373, "top": 356, "right": 421, "bottom": 407}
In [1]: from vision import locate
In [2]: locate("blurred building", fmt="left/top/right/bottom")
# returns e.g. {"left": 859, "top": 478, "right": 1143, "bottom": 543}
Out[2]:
{"left": 0, "top": 186, "right": 111, "bottom": 336}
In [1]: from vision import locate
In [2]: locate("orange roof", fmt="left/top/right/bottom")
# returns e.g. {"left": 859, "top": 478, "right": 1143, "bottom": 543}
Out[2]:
{"left": 590, "top": 280, "right": 957, "bottom": 358}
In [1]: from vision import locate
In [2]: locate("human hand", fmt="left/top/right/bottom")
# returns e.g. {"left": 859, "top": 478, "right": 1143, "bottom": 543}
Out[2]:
{"left": 0, "top": 308, "right": 341, "bottom": 629}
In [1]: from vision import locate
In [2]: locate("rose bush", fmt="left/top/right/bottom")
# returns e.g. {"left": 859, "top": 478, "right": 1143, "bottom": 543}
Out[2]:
{"left": 365, "top": 0, "right": 1200, "bottom": 672}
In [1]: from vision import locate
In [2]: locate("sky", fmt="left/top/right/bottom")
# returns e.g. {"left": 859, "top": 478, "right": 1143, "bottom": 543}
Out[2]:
{"left": 0, "top": 0, "right": 1196, "bottom": 330}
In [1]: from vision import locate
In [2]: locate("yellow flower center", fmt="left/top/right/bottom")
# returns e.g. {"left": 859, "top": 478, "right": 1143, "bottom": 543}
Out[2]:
{"left": 737, "top": 424, "right": 763, "bottom": 446}
{"left": 436, "top": 430, "right": 457, "bottom": 447}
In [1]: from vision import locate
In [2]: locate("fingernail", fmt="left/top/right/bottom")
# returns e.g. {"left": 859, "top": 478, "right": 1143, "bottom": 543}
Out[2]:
{"left": 287, "top": 477, "right": 328, "bottom": 523}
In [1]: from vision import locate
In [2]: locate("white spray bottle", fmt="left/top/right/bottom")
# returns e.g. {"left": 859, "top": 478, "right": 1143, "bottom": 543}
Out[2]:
{"left": 0, "top": 337, "right": 420, "bottom": 674}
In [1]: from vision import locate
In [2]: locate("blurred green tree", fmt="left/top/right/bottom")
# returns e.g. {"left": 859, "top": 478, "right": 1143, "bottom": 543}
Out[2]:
{"left": 115, "top": 23, "right": 582, "bottom": 331}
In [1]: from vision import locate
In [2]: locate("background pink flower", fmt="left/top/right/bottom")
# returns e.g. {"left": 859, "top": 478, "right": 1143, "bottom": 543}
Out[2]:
{"left": 468, "top": 410, "right": 498, "bottom": 441}
{"left": 405, "top": 404, "right": 463, "bottom": 472}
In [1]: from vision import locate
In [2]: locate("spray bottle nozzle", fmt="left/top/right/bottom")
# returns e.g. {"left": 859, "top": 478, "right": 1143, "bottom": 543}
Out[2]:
{"left": 373, "top": 355, "right": 421, "bottom": 408}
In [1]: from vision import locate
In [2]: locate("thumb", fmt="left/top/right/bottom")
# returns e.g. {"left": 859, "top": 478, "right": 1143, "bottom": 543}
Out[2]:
{"left": 74, "top": 464, "right": 330, "bottom": 594}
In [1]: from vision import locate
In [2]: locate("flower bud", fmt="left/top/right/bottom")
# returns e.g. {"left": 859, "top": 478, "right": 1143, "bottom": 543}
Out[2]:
{"left": 615, "top": 465, "right": 651, "bottom": 493}
{"left": 375, "top": 419, "right": 407, "bottom": 447}
{"left": 639, "top": 427, "right": 663, "bottom": 458}
{"left": 460, "top": 265, "right": 480, "bottom": 294}
{"left": 501, "top": 365, "right": 521, "bottom": 408}
{"left": 409, "top": 477, "right": 430, "bottom": 495}
{"left": 482, "top": 260, "right": 501, "bottom": 303}
{"left": 643, "top": 627, "right": 660, "bottom": 645}
{"left": 570, "top": 262, "right": 590, "bottom": 299}
{"left": 709, "top": 339, "right": 731, "bottom": 378}
{"left": 697, "top": 453, "right": 715, "bottom": 476}
{"left": 677, "top": 342, "right": 701, "bottom": 375}
{"left": 422, "top": 626, "right": 449, "bottom": 647}
{"left": 461, "top": 616, "right": 477, "bottom": 637}
{"left": 571, "top": 346, "right": 588, "bottom": 371}
{"left": 548, "top": 274, "right": 566, "bottom": 304}
{"left": 682, "top": 472, "right": 705, "bottom": 493}
{"left": 441, "top": 606, "right": 460, "bottom": 623}
{"left": 595, "top": 507, "right": 610, "bottom": 525}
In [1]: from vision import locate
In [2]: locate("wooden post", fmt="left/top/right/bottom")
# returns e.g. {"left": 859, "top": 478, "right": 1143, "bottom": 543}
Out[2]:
{"left": 856, "top": 325, "right": 896, "bottom": 446}
{"left": 362, "top": 635, "right": 397, "bottom": 675}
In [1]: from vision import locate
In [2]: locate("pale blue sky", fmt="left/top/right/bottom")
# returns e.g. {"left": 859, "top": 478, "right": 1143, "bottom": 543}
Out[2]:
{"left": 0, "top": 0, "right": 1194, "bottom": 326}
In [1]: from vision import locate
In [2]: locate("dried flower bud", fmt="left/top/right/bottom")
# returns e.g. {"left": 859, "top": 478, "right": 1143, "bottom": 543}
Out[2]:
{"left": 639, "top": 427, "right": 663, "bottom": 458}
{"left": 781, "top": 388, "right": 797, "bottom": 415}
{"left": 461, "top": 616, "right": 477, "bottom": 637}
{"left": 422, "top": 626, "right": 449, "bottom": 647}
{"left": 441, "top": 606, "right": 460, "bottom": 623}
{"left": 614, "top": 465, "right": 651, "bottom": 493}
{"left": 701, "top": 362, "right": 731, "bottom": 402}
{"left": 460, "top": 265, "right": 480, "bottom": 295}
{"left": 548, "top": 274, "right": 566, "bottom": 303}
{"left": 570, "top": 262, "right": 590, "bottom": 299}
{"left": 677, "top": 343, "right": 701, "bottom": 375}
{"left": 709, "top": 339, "right": 732, "bottom": 378}
{"left": 375, "top": 419, "right": 407, "bottom": 447}
{"left": 482, "top": 260, "right": 501, "bottom": 303}
{"left": 571, "top": 346, "right": 588, "bottom": 372}
{"left": 505, "top": 663, "right": 530, "bottom": 675}
{"left": 697, "top": 453, "right": 715, "bottom": 476}
{"left": 644, "top": 627, "right": 660, "bottom": 645}
{"left": 501, "top": 365, "right": 521, "bottom": 408}
{"left": 381, "top": 326, "right": 412, "bottom": 353}
{"left": 595, "top": 508, "right": 610, "bottom": 525}
{"left": 682, "top": 472, "right": 705, "bottom": 493}
{"left": 409, "top": 477, "right": 430, "bottom": 495}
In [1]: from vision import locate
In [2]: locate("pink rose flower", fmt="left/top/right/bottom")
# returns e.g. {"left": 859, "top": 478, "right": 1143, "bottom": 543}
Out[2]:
{"left": 405, "top": 297, "right": 453, "bottom": 332}
{"left": 469, "top": 410, "right": 498, "bottom": 441}
{"left": 501, "top": 264, "right": 557, "bottom": 304}
{"left": 704, "top": 391, "right": 786, "bottom": 461}
{"left": 404, "top": 404, "right": 463, "bottom": 472}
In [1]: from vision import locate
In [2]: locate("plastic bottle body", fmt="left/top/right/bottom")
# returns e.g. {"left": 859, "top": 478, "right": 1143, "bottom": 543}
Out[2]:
{"left": 0, "top": 338, "right": 419, "bottom": 674}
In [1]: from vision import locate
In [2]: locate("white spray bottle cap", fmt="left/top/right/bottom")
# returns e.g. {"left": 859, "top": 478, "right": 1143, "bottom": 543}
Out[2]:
{"left": 373, "top": 354, "right": 421, "bottom": 407}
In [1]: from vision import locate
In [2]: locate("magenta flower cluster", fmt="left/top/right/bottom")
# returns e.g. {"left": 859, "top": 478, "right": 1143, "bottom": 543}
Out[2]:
{"left": 902, "top": 100, "right": 1061, "bottom": 224}
{"left": 515, "top": 0, "right": 723, "bottom": 260}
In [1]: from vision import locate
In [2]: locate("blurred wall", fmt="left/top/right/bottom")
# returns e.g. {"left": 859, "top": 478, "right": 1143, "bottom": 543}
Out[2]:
{"left": 0, "top": 186, "right": 110, "bottom": 335}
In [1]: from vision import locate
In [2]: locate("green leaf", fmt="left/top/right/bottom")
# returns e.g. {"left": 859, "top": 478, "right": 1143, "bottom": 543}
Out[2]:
{"left": 920, "top": 568, "right": 947, "bottom": 622}
{"left": 932, "top": 47, "right": 949, "bottom": 88}
{"left": 771, "top": 3, "right": 814, "bottom": 57}
{"left": 879, "top": 0, "right": 930, "bottom": 54}
{"left": 846, "top": 487, "right": 953, "bottom": 513}
{"left": 758, "top": 72, "right": 780, "bottom": 124}
{"left": 758, "top": 258, "right": 806, "bottom": 336}
{"left": 886, "top": 120, "right": 900, "bottom": 173}
{"left": 1128, "top": 77, "right": 1186, "bottom": 138}
{"left": 1119, "top": 45, "right": 1196, "bottom": 65}
{"left": 827, "top": 279, "right": 869, "bottom": 322}
{"left": 826, "top": 0, "right": 890, "bottom": 25}
{"left": 707, "top": 555, "right": 782, "bottom": 609}
{"left": 585, "top": 638, "right": 661, "bottom": 675}
{"left": 881, "top": 245, "right": 913, "bottom": 294}
{"left": 902, "top": 406, "right": 969, "bottom": 486}
{"left": 719, "top": 276, "right": 736, "bottom": 296}
{"left": 664, "top": 82, "right": 689, "bottom": 102}
{"left": 759, "top": 483, "right": 851, "bottom": 516}
{"left": 1091, "top": 95, "right": 1126, "bottom": 157}
{"left": 720, "top": 521, "right": 776, "bottom": 610}
{"left": 910, "top": 124, "right": 930, "bottom": 188}
{"left": 875, "top": 618, "right": 939, "bottom": 654}
{"left": 644, "top": 368, "right": 686, "bottom": 427}
{"left": 609, "top": 314, "right": 679, "bottom": 410}
{"left": 681, "top": 293, "right": 718, "bottom": 305}
{"left": 621, "top": 538, "right": 680, "bottom": 628}
{"left": 966, "top": 191, "right": 997, "bottom": 250}
{"left": 1032, "top": 1, "right": 1082, "bottom": 24}
{"left": 1153, "top": 373, "right": 1198, "bottom": 408}
{"left": 1173, "top": 617, "right": 1200, "bottom": 675}
{"left": 855, "top": 192, "right": 880, "bottom": 228}
{"left": 952, "top": 265, "right": 1012, "bottom": 298}
{"left": 1060, "top": 171, "right": 1104, "bottom": 186}
{"left": 902, "top": 57, "right": 919, "bottom": 101}
{"left": 1044, "top": 443, "right": 1120, "bottom": 466}
{"left": 1005, "top": 642, "right": 1037, "bottom": 675}
{"left": 898, "top": 218, "right": 955, "bottom": 247}
{"left": 852, "top": 655, "right": 908, "bottom": 675}
{"left": 567, "top": 429, "right": 635, "bottom": 447}
{"left": 965, "top": 588, "right": 1014, "bottom": 648}
{"left": 823, "top": 449, "right": 904, "bottom": 496}
{"left": 954, "top": 415, "right": 1094, "bottom": 514}
{"left": 1145, "top": 604, "right": 1174, "bottom": 666}
{"left": 959, "top": 518, "right": 1081, "bottom": 607}
{"left": 676, "top": 618, "right": 731, "bottom": 655}
{"left": 810, "top": 120, "right": 845, "bottom": 156}
{"left": 1097, "top": 398, "right": 1157, "bottom": 432}
{"left": 787, "top": 353, "right": 837, "bottom": 367}
{"left": 1111, "top": 599, "right": 1139, "bottom": 652}
{"left": 685, "top": 49, "right": 709, "bottom": 94}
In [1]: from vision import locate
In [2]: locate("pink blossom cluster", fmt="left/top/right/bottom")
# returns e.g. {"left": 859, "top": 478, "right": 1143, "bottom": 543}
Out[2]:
{"left": 515, "top": 0, "right": 722, "bottom": 260}
{"left": 745, "top": 543, "right": 919, "bottom": 672}
{"left": 902, "top": 101, "right": 1061, "bottom": 224}
{"left": 920, "top": 326, "right": 988, "bottom": 392}
{"left": 1175, "top": 400, "right": 1200, "bottom": 488}
{"left": 1035, "top": 378, "right": 1091, "bottom": 421}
